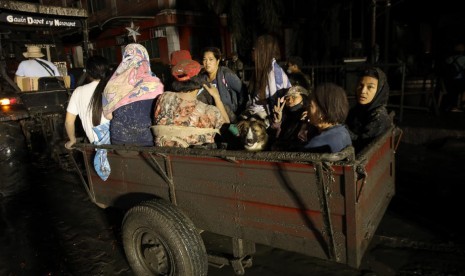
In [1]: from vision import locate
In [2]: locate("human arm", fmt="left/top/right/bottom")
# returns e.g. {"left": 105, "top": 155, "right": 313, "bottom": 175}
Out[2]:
{"left": 203, "top": 83, "right": 230, "bottom": 123}
{"left": 224, "top": 70, "right": 248, "bottom": 115}
{"left": 64, "top": 112, "right": 77, "bottom": 149}
{"left": 224, "top": 69, "right": 243, "bottom": 92}
{"left": 15, "top": 61, "right": 25, "bottom": 77}
{"left": 223, "top": 68, "right": 246, "bottom": 111}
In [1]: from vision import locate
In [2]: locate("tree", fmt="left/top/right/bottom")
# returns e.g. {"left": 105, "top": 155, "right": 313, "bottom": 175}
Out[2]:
{"left": 204, "top": 0, "right": 285, "bottom": 59}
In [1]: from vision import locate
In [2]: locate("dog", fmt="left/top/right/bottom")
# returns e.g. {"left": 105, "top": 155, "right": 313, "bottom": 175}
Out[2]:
{"left": 236, "top": 107, "right": 269, "bottom": 151}
{"left": 236, "top": 118, "right": 269, "bottom": 151}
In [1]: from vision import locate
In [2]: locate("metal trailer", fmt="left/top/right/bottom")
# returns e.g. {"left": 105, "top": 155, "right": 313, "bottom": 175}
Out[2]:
{"left": 72, "top": 126, "right": 399, "bottom": 276}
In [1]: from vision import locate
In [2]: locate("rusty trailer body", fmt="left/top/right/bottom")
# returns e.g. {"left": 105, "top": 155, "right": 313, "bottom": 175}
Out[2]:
{"left": 74, "top": 126, "right": 397, "bottom": 275}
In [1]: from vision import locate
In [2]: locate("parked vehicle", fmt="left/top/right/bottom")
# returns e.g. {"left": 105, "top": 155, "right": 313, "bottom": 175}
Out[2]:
{"left": 0, "top": 1, "right": 87, "bottom": 171}
{"left": 72, "top": 125, "right": 399, "bottom": 275}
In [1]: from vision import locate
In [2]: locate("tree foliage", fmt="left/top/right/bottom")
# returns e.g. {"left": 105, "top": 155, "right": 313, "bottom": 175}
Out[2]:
{"left": 203, "top": 0, "right": 284, "bottom": 42}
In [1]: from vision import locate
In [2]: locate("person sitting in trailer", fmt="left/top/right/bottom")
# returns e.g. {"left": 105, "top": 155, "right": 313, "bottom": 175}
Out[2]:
{"left": 346, "top": 67, "right": 392, "bottom": 152}
{"left": 270, "top": 85, "right": 310, "bottom": 151}
{"left": 200, "top": 46, "right": 245, "bottom": 123}
{"left": 64, "top": 56, "right": 111, "bottom": 149}
{"left": 102, "top": 43, "right": 164, "bottom": 146}
{"left": 152, "top": 58, "right": 230, "bottom": 148}
{"left": 299, "top": 83, "right": 352, "bottom": 153}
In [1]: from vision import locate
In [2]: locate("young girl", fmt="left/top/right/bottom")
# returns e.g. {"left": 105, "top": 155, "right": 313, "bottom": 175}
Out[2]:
{"left": 246, "top": 34, "right": 291, "bottom": 119}
{"left": 346, "top": 67, "right": 392, "bottom": 151}
{"left": 271, "top": 85, "right": 309, "bottom": 151}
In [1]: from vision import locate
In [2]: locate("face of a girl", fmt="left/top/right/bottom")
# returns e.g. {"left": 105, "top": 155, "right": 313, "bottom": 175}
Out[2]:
{"left": 308, "top": 99, "right": 319, "bottom": 125}
{"left": 285, "top": 93, "right": 303, "bottom": 107}
{"left": 356, "top": 76, "right": 378, "bottom": 105}
{"left": 202, "top": 51, "right": 219, "bottom": 74}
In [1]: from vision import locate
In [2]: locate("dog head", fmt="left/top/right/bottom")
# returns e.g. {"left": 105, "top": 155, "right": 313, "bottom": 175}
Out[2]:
{"left": 239, "top": 105, "right": 270, "bottom": 128}
{"left": 236, "top": 118, "right": 269, "bottom": 151}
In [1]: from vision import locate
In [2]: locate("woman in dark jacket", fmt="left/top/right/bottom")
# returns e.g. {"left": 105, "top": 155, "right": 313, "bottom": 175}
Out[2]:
{"left": 201, "top": 47, "right": 245, "bottom": 122}
{"left": 346, "top": 67, "right": 392, "bottom": 152}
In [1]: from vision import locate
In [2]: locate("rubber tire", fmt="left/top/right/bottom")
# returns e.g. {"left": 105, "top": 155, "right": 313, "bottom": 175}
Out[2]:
{"left": 0, "top": 121, "right": 26, "bottom": 162}
{"left": 122, "top": 199, "right": 208, "bottom": 276}
{"left": 0, "top": 121, "right": 28, "bottom": 197}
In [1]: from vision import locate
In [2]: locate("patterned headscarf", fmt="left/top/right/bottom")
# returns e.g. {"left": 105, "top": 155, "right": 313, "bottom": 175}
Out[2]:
{"left": 103, "top": 43, "right": 164, "bottom": 116}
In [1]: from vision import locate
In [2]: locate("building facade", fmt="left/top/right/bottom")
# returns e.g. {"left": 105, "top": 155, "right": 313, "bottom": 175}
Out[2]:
{"left": 84, "top": 0, "right": 233, "bottom": 66}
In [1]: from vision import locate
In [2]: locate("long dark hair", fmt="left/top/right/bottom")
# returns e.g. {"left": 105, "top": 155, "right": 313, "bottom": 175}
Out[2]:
{"left": 249, "top": 34, "right": 281, "bottom": 101}
{"left": 86, "top": 56, "right": 111, "bottom": 126}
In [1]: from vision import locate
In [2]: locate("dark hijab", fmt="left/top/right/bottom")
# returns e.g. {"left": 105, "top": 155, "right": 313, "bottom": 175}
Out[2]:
{"left": 359, "top": 67, "right": 389, "bottom": 111}
{"left": 346, "top": 67, "right": 392, "bottom": 151}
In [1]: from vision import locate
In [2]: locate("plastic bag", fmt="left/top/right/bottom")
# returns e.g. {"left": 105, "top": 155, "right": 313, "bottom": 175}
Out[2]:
{"left": 92, "top": 122, "right": 111, "bottom": 181}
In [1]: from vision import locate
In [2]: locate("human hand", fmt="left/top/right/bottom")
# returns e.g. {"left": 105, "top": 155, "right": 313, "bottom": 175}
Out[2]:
{"left": 300, "top": 111, "right": 308, "bottom": 121}
{"left": 65, "top": 140, "right": 76, "bottom": 150}
{"left": 273, "top": 97, "right": 285, "bottom": 123}
{"left": 203, "top": 84, "right": 221, "bottom": 99}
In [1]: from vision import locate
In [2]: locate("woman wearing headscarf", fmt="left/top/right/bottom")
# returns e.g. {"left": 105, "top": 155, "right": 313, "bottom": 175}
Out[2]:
{"left": 346, "top": 67, "right": 392, "bottom": 152}
{"left": 103, "top": 43, "right": 164, "bottom": 146}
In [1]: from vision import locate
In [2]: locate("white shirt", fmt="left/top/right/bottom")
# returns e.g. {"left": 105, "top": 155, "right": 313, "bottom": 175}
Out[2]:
{"left": 66, "top": 81, "right": 109, "bottom": 143}
{"left": 15, "top": 58, "right": 61, "bottom": 77}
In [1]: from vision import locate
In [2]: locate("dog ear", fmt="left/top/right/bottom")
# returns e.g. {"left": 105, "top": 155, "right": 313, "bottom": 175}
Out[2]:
{"left": 258, "top": 117, "right": 270, "bottom": 129}
{"left": 236, "top": 120, "right": 247, "bottom": 134}
{"left": 255, "top": 119, "right": 267, "bottom": 128}
{"left": 237, "top": 120, "right": 245, "bottom": 128}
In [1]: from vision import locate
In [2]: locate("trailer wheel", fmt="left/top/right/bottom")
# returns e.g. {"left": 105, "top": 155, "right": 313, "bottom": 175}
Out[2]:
{"left": 122, "top": 199, "right": 208, "bottom": 276}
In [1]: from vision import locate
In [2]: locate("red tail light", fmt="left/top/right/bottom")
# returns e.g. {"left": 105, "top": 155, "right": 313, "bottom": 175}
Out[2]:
{"left": 0, "top": 97, "right": 18, "bottom": 105}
